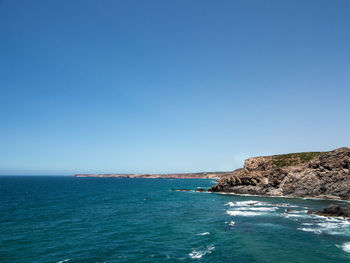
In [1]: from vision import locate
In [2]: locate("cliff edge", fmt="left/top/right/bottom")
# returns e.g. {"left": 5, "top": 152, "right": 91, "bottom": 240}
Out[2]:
{"left": 209, "top": 147, "right": 350, "bottom": 200}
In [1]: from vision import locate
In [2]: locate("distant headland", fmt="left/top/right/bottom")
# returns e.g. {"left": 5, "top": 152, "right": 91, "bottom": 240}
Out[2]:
{"left": 74, "top": 147, "right": 350, "bottom": 201}
{"left": 74, "top": 172, "right": 229, "bottom": 179}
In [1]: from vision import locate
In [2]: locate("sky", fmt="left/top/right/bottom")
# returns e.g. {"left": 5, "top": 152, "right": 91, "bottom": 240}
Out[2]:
{"left": 0, "top": 0, "right": 349, "bottom": 175}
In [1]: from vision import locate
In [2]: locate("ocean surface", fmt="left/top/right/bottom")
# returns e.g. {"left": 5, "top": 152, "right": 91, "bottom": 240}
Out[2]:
{"left": 1, "top": 176, "right": 350, "bottom": 263}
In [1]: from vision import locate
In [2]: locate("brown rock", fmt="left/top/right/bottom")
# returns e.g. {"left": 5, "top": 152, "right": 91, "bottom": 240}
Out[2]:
{"left": 209, "top": 147, "right": 350, "bottom": 200}
{"left": 314, "top": 204, "right": 350, "bottom": 218}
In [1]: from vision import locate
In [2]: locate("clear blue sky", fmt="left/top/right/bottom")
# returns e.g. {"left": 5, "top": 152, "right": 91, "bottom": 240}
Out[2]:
{"left": 1, "top": 0, "right": 349, "bottom": 175}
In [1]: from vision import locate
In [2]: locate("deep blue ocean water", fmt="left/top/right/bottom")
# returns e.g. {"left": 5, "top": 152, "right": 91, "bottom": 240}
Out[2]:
{"left": 1, "top": 176, "right": 350, "bottom": 263}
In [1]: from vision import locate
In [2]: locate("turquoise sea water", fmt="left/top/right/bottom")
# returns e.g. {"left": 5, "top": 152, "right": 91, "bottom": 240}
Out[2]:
{"left": 1, "top": 176, "right": 350, "bottom": 263}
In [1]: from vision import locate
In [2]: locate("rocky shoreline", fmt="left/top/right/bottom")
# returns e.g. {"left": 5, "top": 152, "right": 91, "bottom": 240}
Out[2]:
{"left": 209, "top": 147, "right": 350, "bottom": 200}
{"left": 309, "top": 204, "right": 350, "bottom": 218}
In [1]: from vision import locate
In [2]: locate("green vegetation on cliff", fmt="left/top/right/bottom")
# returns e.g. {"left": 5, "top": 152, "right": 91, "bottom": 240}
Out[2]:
{"left": 272, "top": 151, "right": 324, "bottom": 167}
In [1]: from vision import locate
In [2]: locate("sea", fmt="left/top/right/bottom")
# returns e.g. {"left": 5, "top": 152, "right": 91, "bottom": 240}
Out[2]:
{"left": 1, "top": 176, "right": 350, "bottom": 263}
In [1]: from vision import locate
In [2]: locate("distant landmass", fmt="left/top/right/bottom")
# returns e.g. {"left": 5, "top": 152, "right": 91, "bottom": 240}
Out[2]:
{"left": 74, "top": 172, "right": 231, "bottom": 179}
{"left": 74, "top": 147, "right": 350, "bottom": 201}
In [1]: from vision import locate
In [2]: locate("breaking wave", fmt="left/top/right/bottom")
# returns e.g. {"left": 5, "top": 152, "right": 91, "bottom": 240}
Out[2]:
{"left": 197, "top": 232, "right": 210, "bottom": 236}
{"left": 189, "top": 245, "right": 215, "bottom": 259}
{"left": 337, "top": 242, "right": 350, "bottom": 253}
{"left": 297, "top": 227, "right": 322, "bottom": 234}
{"left": 226, "top": 210, "right": 265, "bottom": 217}
{"left": 295, "top": 215, "right": 350, "bottom": 236}
{"left": 225, "top": 200, "right": 280, "bottom": 217}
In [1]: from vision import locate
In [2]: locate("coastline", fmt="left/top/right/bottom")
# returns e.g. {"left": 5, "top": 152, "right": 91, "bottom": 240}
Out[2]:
{"left": 74, "top": 172, "right": 227, "bottom": 179}
{"left": 214, "top": 191, "right": 350, "bottom": 202}
{"left": 210, "top": 147, "right": 350, "bottom": 201}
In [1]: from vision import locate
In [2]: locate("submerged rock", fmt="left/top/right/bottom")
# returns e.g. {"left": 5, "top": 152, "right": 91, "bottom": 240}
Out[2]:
{"left": 209, "top": 147, "right": 350, "bottom": 200}
{"left": 195, "top": 188, "right": 206, "bottom": 192}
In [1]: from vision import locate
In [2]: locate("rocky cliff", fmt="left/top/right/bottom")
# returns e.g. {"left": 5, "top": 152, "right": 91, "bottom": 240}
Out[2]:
{"left": 209, "top": 147, "right": 350, "bottom": 200}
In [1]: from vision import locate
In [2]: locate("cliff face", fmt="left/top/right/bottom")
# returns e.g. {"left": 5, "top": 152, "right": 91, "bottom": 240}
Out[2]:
{"left": 209, "top": 147, "right": 350, "bottom": 200}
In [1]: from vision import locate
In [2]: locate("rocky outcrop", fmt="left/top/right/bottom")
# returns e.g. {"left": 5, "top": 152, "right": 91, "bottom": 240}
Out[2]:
{"left": 209, "top": 147, "right": 350, "bottom": 200}
{"left": 310, "top": 204, "right": 350, "bottom": 218}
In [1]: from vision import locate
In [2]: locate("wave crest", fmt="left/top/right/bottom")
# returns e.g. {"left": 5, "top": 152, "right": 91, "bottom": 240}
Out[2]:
{"left": 189, "top": 245, "right": 215, "bottom": 259}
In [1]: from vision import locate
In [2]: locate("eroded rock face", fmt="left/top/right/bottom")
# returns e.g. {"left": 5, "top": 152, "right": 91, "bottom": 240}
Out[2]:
{"left": 209, "top": 147, "right": 350, "bottom": 200}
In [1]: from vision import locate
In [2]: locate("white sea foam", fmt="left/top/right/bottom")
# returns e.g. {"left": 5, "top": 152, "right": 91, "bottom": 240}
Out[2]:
{"left": 276, "top": 203, "right": 298, "bottom": 208}
{"left": 325, "top": 217, "right": 345, "bottom": 222}
{"left": 225, "top": 201, "right": 260, "bottom": 206}
{"left": 317, "top": 220, "right": 350, "bottom": 235}
{"left": 317, "top": 222, "right": 342, "bottom": 229}
{"left": 226, "top": 210, "right": 264, "bottom": 216}
{"left": 228, "top": 221, "right": 235, "bottom": 226}
{"left": 236, "top": 200, "right": 261, "bottom": 206}
{"left": 295, "top": 215, "right": 350, "bottom": 236}
{"left": 282, "top": 213, "right": 308, "bottom": 218}
{"left": 281, "top": 213, "right": 290, "bottom": 218}
{"left": 301, "top": 223, "right": 314, "bottom": 226}
{"left": 225, "top": 200, "right": 280, "bottom": 216}
{"left": 337, "top": 242, "right": 350, "bottom": 253}
{"left": 225, "top": 200, "right": 276, "bottom": 208}
{"left": 57, "top": 260, "right": 70, "bottom": 263}
{"left": 189, "top": 245, "right": 215, "bottom": 259}
{"left": 230, "top": 201, "right": 260, "bottom": 206}
{"left": 287, "top": 210, "right": 307, "bottom": 214}
{"left": 297, "top": 227, "right": 322, "bottom": 234}
{"left": 281, "top": 210, "right": 310, "bottom": 219}
{"left": 244, "top": 207, "right": 278, "bottom": 212}
{"left": 197, "top": 232, "right": 210, "bottom": 236}
{"left": 310, "top": 214, "right": 346, "bottom": 221}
